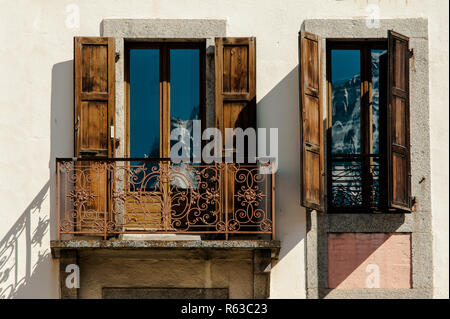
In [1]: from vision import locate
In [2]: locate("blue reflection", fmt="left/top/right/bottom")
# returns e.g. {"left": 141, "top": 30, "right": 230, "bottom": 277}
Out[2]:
{"left": 130, "top": 49, "right": 160, "bottom": 159}
{"left": 129, "top": 49, "right": 160, "bottom": 190}
{"left": 331, "top": 50, "right": 361, "bottom": 155}
{"left": 169, "top": 49, "right": 200, "bottom": 189}
{"left": 170, "top": 49, "right": 200, "bottom": 160}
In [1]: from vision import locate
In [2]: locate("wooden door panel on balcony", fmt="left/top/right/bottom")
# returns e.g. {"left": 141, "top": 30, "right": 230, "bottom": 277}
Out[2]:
{"left": 73, "top": 162, "right": 108, "bottom": 233}
{"left": 124, "top": 196, "right": 163, "bottom": 231}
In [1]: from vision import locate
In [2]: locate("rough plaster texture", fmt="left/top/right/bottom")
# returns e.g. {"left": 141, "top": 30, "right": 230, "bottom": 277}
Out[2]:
{"left": 328, "top": 233, "right": 412, "bottom": 289}
{"left": 303, "top": 18, "right": 435, "bottom": 299}
{"left": 102, "top": 287, "right": 229, "bottom": 299}
{"left": 77, "top": 249, "right": 254, "bottom": 299}
{"left": 0, "top": 0, "right": 447, "bottom": 299}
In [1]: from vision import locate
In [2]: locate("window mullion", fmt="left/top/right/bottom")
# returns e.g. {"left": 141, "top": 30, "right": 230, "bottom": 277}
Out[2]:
{"left": 361, "top": 45, "right": 373, "bottom": 208}
{"left": 160, "top": 45, "right": 170, "bottom": 158}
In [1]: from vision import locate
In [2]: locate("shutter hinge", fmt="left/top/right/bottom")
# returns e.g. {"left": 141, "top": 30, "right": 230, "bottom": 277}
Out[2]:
{"left": 411, "top": 196, "right": 417, "bottom": 211}
{"left": 408, "top": 49, "right": 414, "bottom": 58}
{"left": 75, "top": 116, "right": 80, "bottom": 134}
{"left": 115, "top": 52, "right": 120, "bottom": 62}
{"left": 321, "top": 170, "right": 326, "bottom": 176}
{"left": 110, "top": 125, "right": 115, "bottom": 139}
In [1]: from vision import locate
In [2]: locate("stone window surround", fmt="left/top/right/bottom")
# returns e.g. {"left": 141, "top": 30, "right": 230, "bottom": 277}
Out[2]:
{"left": 303, "top": 18, "right": 432, "bottom": 299}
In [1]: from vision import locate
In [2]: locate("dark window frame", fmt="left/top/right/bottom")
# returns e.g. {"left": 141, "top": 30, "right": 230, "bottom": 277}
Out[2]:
{"left": 326, "top": 39, "right": 388, "bottom": 213}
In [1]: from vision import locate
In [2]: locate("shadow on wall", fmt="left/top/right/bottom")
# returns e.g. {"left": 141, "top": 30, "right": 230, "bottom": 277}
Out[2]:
{"left": 0, "top": 183, "right": 51, "bottom": 298}
{"left": 257, "top": 65, "right": 307, "bottom": 292}
{"left": 0, "top": 60, "right": 73, "bottom": 298}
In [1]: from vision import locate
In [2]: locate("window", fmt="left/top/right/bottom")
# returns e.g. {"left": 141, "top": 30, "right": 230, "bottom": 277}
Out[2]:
{"left": 72, "top": 36, "right": 264, "bottom": 236}
{"left": 327, "top": 41, "right": 387, "bottom": 211}
{"left": 299, "top": 31, "right": 412, "bottom": 213}
{"left": 125, "top": 42, "right": 205, "bottom": 192}
{"left": 125, "top": 42, "right": 205, "bottom": 160}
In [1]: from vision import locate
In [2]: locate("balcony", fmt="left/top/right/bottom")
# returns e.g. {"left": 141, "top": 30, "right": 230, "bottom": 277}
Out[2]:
{"left": 56, "top": 158, "right": 275, "bottom": 240}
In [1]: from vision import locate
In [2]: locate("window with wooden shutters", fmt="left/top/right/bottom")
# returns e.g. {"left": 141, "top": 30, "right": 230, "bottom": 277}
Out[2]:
{"left": 299, "top": 31, "right": 324, "bottom": 211}
{"left": 312, "top": 30, "right": 412, "bottom": 213}
{"left": 387, "top": 30, "right": 411, "bottom": 211}
{"left": 73, "top": 37, "right": 115, "bottom": 233}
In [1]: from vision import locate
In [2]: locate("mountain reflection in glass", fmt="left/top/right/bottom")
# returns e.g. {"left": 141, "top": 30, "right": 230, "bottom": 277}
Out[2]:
{"left": 169, "top": 49, "right": 200, "bottom": 189}
{"left": 331, "top": 49, "right": 361, "bottom": 154}
{"left": 129, "top": 49, "right": 160, "bottom": 190}
{"left": 371, "top": 49, "right": 387, "bottom": 154}
{"left": 330, "top": 50, "right": 362, "bottom": 207}
{"left": 330, "top": 48, "right": 386, "bottom": 208}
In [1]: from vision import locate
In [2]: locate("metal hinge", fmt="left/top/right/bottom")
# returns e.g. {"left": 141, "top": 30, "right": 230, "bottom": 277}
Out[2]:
{"left": 408, "top": 49, "right": 414, "bottom": 58}
{"left": 115, "top": 52, "right": 120, "bottom": 62}
{"left": 74, "top": 116, "right": 80, "bottom": 134}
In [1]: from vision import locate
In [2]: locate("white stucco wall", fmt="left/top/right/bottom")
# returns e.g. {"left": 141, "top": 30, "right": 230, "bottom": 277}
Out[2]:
{"left": 0, "top": 0, "right": 447, "bottom": 299}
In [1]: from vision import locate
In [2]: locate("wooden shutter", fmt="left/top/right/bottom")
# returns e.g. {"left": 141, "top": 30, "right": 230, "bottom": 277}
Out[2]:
{"left": 387, "top": 30, "right": 411, "bottom": 211}
{"left": 215, "top": 37, "right": 256, "bottom": 151}
{"left": 74, "top": 37, "right": 115, "bottom": 158}
{"left": 299, "top": 31, "right": 324, "bottom": 211}
{"left": 215, "top": 37, "right": 256, "bottom": 218}
{"left": 73, "top": 37, "right": 115, "bottom": 234}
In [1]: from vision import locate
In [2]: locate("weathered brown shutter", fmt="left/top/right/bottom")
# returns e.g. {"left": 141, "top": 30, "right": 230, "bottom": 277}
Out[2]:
{"left": 299, "top": 31, "right": 324, "bottom": 211}
{"left": 73, "top": 37, "right": 115, "bottom": 234}
{"left": 74, "top": 37, "right": 115, "bottom": 158}
{"left": 387, "top": 30, "right": 411, "bottom": 211}
{"left": 215, "top": 37, "right": 256, "bottom": 218}
{"left": 215, "top": 37, "right": 256, "bottom": 152}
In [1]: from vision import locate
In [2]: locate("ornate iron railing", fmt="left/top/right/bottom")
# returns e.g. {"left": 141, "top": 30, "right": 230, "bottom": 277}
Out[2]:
{"left": 56, "top": 158, "right": 275, "bottom": 240}
{"left": 329, "top": 154, "right": 381, "bottom": 209}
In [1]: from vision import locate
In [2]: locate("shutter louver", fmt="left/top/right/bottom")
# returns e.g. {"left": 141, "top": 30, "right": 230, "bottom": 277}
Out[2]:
{"left": 299, "top": 31, "right": 324, "bottom": 211}
{"left": 387, "top": 30, "right": 412, "bottom": 211}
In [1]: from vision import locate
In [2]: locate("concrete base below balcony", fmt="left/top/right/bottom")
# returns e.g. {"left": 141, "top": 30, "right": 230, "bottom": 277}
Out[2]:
{"left": 51, "top": 239, "right": 280, "bottom": 299}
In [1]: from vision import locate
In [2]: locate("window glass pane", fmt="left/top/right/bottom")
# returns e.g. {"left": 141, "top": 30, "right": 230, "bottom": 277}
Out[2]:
{"left": 169, "top": 49, "right": 200, "bottom": 189}
{"left": 169, "top": 49, "right": 200, "bottom": 160}
{"left": 129, "top": 49, "right": 160, "bottom": 190}
{"left": 371, "top": 49, "right": 388, "bottom": 154}
{"left": 331, "top": 49, "right": 361, "bottom": 154}
{"left": 129, "top": 49, "right": 160, "bottom": 158}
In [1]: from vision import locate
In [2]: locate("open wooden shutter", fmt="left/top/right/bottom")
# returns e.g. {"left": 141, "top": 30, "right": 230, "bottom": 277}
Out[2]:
{"left": 387, "top": 30, "right": 411, "bottom": 211}
{"left": 74, "top": 37, "right": 115, "bottom": 157}
{"left": 299, "top": 31, "right": 324, "bottom": 211}
{"left": 215, "top": 37, "right": 256, "bottom": 219}
{"left": 215, "top": 37, "right": 256, "bottom": 152}
{"left": 73, "top": 37, "right": 115, "bottom": 234}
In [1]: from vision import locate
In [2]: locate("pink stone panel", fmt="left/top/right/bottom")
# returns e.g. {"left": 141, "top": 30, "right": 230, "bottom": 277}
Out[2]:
{"left": 328, "top": 233, "right": 411, "bottom": 289}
